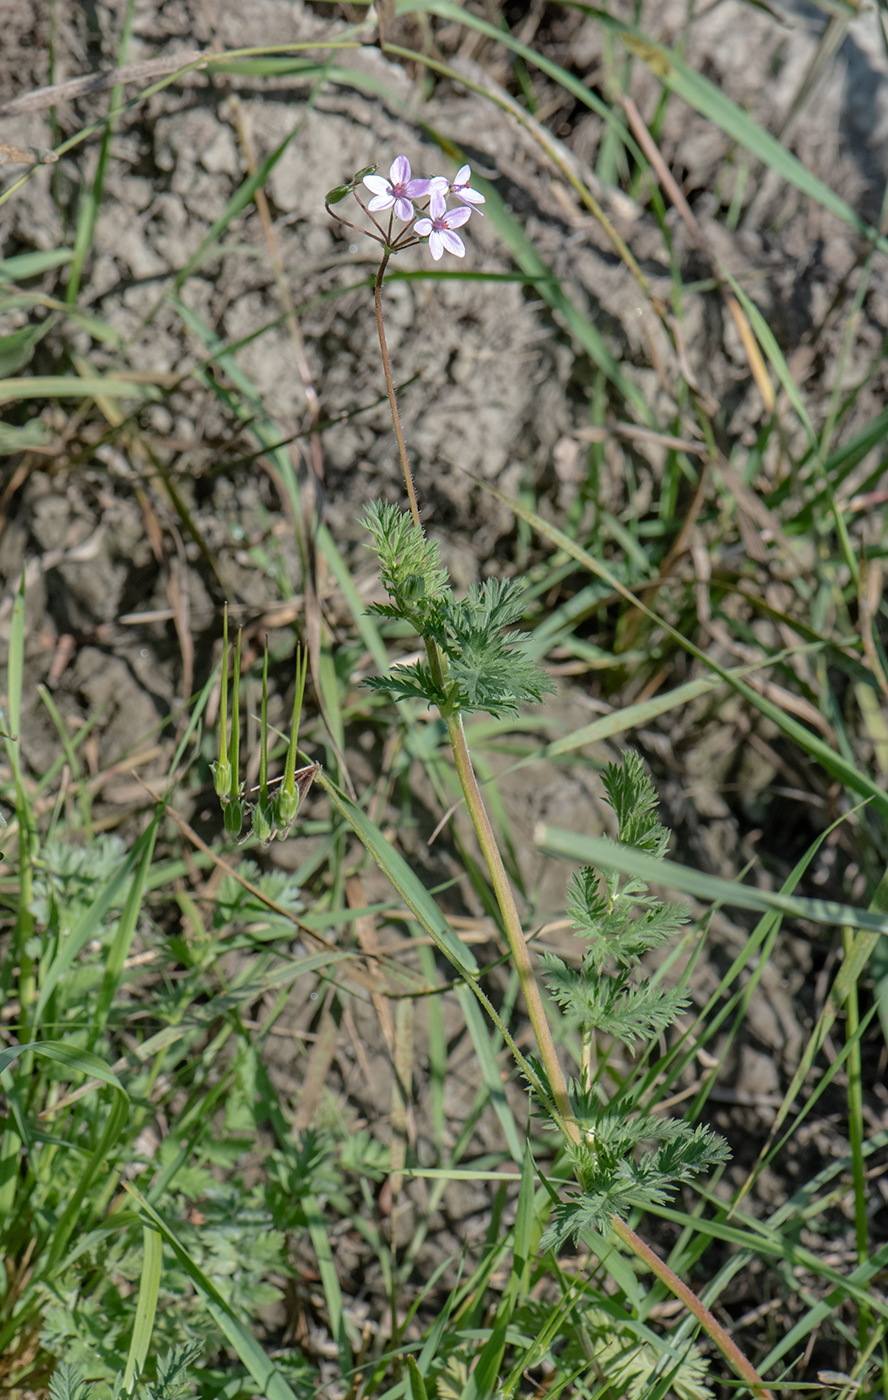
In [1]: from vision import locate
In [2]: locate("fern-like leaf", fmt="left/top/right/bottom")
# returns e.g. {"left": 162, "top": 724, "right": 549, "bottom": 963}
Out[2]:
{"left": 50, "top": 1365, "right": 92, "bottom": 1400}
{"left": 543, "top": 953, "right": 689, "bottom": 1047}
{"left": 364, "top": 663, "right": 446, "bottom": 707}
{"left": 363, "top": 501, "right": 450, "bottom": 623}
{"left": 602, "top": 750, "right": 671, "bottom": 855}
{"left": 145, "top": 1342, "right": 203, "bottom": 1399}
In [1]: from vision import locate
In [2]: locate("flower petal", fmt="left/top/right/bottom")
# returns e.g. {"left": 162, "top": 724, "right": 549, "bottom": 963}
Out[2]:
{"left": 428, "top": 185, "right": 448, "bottom": 220}
{"left": 454, "top": 164, "right": 471, "bottom": 184}
{"left": 440, "top": 230, "right": 466, "bottom": 257}
{"left": 394, "top": 195, "right": 415, "bottom": 222}
{"left": 390, "top": 155, "right": 411, "bottom": 185}
{"left": 414, "top": 218, "right": 433, "bottom": 237}
{"left": 406, "top": 177, "right": 431, "bottom": 197}
{"left": 363, "top": 174, "right": 390, "bottom": 196}
{"left": 367, "top": 193, "right": 395, "bottom": 212}
{"left": 442, "top": 205, "right": 472, "bottom": 228}
{"left": 428, "top": 230, "right": 444, "bottom": 260}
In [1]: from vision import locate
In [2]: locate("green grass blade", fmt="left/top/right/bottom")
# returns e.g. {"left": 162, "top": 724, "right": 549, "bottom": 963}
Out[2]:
{"left": 484, "top": 481, "right": 888, "bottom": 820}
{"left": 0, "top": 374, "right": 160, "bottom": 404}
{"left": 319, "top": 776, "right": 560, "bottom": 1115}
{"left": 573, "top": 3, "right": 888, "bottom": 255}
{"left": 0, "top": 1039, "right": 125, "bottom": 1088}
{"left": 123, "top": 1184, "right": 304, "bottom": 1400}
{"left": 173, "top": 84, "right": 326, "bottom": 292}
{"left": 0, "top": 248, "right": 74, "bottom": 278}
{"left": 305, "top": 1192, "right": 351, "bottom": 1375}
{"left": 66, "top": 0, "right": 135, "bottom": 304}
{"left": 92, "top": 809, "right": 162, "bottom": 1044}
{"left": 456, "top": 988, "right": 522, "bottom": 1163}
{"left": 535, "top": 824, "right": 888, "bottom": 935}
{"left": 122, "top": 1226, "right": 163, "bottom": 1388}
{"left": 46, "top": 1084, "right": 130, "bottom": 1273}
{"left": 32, "top": 819, "right": 161, "bottom": 1027}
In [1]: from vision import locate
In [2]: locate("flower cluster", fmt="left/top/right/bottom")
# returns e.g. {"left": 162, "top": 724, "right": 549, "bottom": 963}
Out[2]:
{"left": 362, "top": 156, "right": 485, "bottom": 260}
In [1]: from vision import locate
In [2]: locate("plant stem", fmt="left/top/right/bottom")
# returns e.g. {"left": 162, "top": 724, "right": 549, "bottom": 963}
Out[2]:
{"left": 445, "top": 709, "right": 580, "bottom": 1144}
{"left": 611, "top": 1217, "right": 776, "bottom": 1400}
{"left": 374, "top": 252, "right": 422, "bottom": 529}
{"left": 374, "top": 251, "right": 577, "bottom": 1138}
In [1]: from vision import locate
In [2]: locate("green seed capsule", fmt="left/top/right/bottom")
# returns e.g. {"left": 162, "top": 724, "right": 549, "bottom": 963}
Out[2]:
{"left": 252, "top": 800, "right": 275, "bottom": 845}
{"left": 212, "top": 758, "right": 232, "bottom": 799}
{"left": 274, "top": 786, "right": 301, "bottom": 828}
{"left": 223, "top": 797, "right": 245, "bottom": 838}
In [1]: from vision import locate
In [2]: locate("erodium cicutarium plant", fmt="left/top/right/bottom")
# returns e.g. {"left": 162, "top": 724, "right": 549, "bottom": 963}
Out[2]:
{"left": 321, "top": 155, "right": 774, "bottom": 1399}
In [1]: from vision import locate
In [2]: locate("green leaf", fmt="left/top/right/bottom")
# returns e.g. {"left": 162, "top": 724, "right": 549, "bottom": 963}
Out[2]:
{"left": 0, "top": 319, "right": 50, "bottom": 376}
{"left": 49, "top": 1362, "right": 91, "bottom": 1400}
{"left": 123, "top": 1226, "right": 163, "bottom": 1389}
{"left": 0, "top": 375, "right": 160, "bottom": 405}
{"left": 0, "top": 1039, "right": 125, "bottom": 1091}
{"left": 0, "top": 248, "right": 74, "bottom": 279}
{"left": 0, "top": 418, "right": 49, "bottom": 454}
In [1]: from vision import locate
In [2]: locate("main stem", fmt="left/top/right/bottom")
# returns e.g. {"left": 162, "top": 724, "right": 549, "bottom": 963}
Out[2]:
{"left": 446, "top": 709, "right": 579, "bottom": 1142}
{"left": 373, "top": 256, "right": 775, "bottom": 1399}
{"left": 611, "top": 1218, "right": 776, "bottom": 1400}
{"left": 372, "top": 256, "right": 577, "bottom": 1138}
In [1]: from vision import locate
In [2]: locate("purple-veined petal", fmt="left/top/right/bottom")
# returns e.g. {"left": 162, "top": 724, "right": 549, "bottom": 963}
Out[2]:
{"left": 367, "top": 192, "right": 395, "bottom": 212}
{"left": 439, "top": 229, "right": 466, "bottom": 257}
{"left": 414, "top": 217, "right": 433, "bottom": 237}
{"left": 406, "top": 177, "right": 431, "bottom": 197}
{"left": 428, "top": 185, "right": 448, "bottom": 220}
{"left": 452, "top": 164, "right": 485, "bottom": 207}
{"left": 428, "top": 230, "right": 445, "bottom": 260}
{"left": 363, "top": 174, "right": 390, "bottom": 196}
{"left": 393, "top": 195, "right": 415, "bottom": 221}
{"left": 442, "top": 205, "right": 471, "bottom": 229}
{"left": 390, "top": 155, "right": 412, "bottom": 184}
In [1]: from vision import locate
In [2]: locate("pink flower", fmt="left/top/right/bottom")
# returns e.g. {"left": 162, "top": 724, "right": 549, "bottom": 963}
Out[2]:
{"left": 429, "top": 164, "right": 485, "bottom": 214}
{"left": 414, "top": 204, "right": 472, "bottom": 260}
{"left": 450, "top": 164, "right": 486, "bottom": 209}
{"left": 363, "top": 156, "right": 430, "bottom": 222}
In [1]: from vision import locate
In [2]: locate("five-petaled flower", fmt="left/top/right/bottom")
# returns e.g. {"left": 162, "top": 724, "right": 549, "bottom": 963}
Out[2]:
{"left": 363, "top": 156, "right": 430, "bottom": 223}
{"left": 430, "top": 164, "right": 485, "bottom": 212}
{"left": 414, "top": 204, "right": 472, "bottom": 261}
